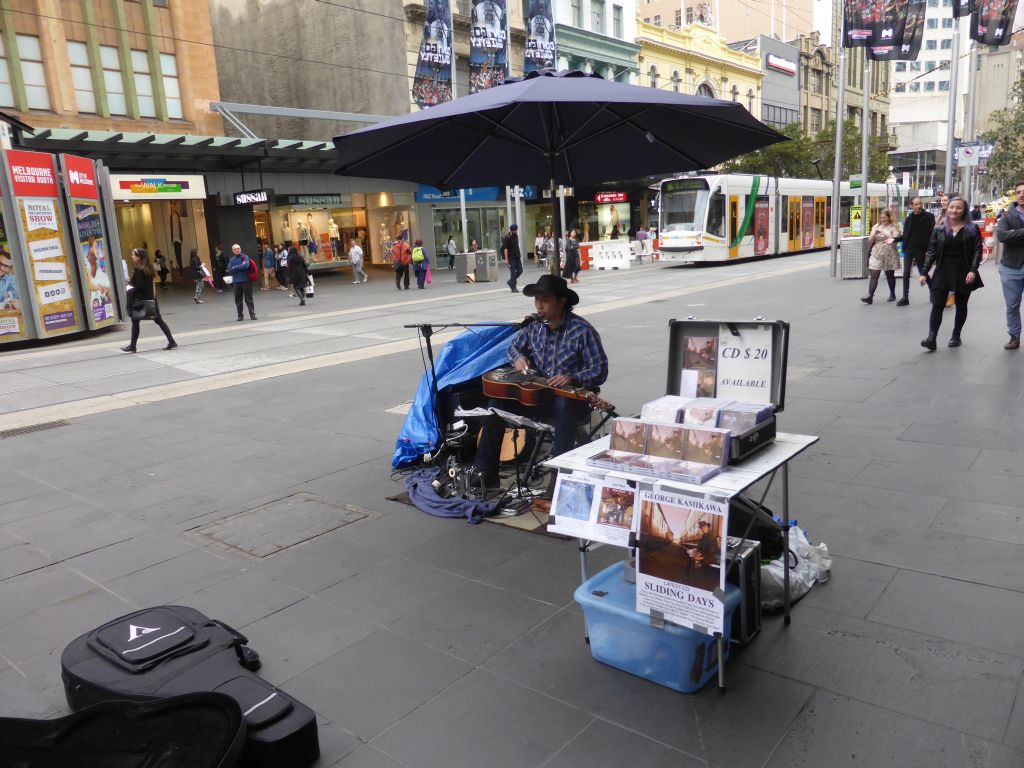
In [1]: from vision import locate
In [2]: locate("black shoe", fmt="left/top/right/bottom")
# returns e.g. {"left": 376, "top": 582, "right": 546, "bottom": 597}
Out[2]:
{"left": 250, "top": 315, "right": 257, "bottom": 321}
{"left": 165, "top": 341, "right": 178, "bottom": 350}
{"left": 860, "top": 296, "right": 873, "bottom": 305}
{"left": 920, "top": 335, "right": 937, "bottom": 351}
{"left": 237, "top": 316, "right": 244, "bottom": 321}
{"left": 948, "top": 337, "right": 962, "bottom": 347}
{"left": 120, "top": 346, "right": 136, "bottom": 353}
{"left": 300, "top": 301, "right": 305, "bottom": 305}
{"left": 887, "top": 294, "right": 897, "bottom": 302}
{"left": 896, "top": 297, "right": 909, "bottom": 306}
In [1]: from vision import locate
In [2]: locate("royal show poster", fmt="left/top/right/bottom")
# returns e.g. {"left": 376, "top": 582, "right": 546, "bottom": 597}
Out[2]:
{"left": 524, "top": 0, "right": 556, "bottom": 74}
{"left": 62, "top": 155, "right": 116, "bottom": 329}
{"left": 469, "top": 0, "right": 508, "bottom": 93}
{"left": 412, "top": 0, "right": 454, "bottom": 108}
{"left": 843, "top": 0, "right": 914, "bottom": 49}
{"left": 636, "top": 489, "right": 728, "bottom": 634}
{"left": 5, "top": 149, "right": 82, "bottom": 338}
{"left": 0, "top": 207, "right": 28, "bottom": 343}
{"left": 547, "top": 473, "right": 637, "bottom": 547}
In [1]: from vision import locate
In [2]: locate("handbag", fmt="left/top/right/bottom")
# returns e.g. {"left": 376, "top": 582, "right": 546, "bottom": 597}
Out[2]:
{"left": 131, "top": 300, "right": 157, "bottom": 321}
{"left": 425, "top": 266, "right": 431, "bottom": 285}
{"left": 222, "top": 274, "right": 234, "bottom": 285}
{"left": 305, "top": 275, "right": 315, "bottom": 298}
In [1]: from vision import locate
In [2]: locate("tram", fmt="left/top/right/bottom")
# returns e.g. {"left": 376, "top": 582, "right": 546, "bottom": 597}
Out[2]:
{"left": 656, "top": 174, "right": 899, "bottom": 263}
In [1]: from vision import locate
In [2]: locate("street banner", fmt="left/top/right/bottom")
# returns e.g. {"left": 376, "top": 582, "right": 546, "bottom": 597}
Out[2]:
{"left": 524, "top": 0, "right": 556, "bottom": 75}
{"left": 636, "top": 489, "right": 728, "bottom": 635}
{"left": 971, "top": 0, "right": 1019, "bottom": 45}
{"left": 867, "top": 0, "right": 927, "bottom": 60}
{"left": 412, "top": 0, "right": 454, "bottom": 108}
{"left": 469, "top": 0, "right": 508, "bottom": 92}
{"left": 843, "top": 0, "right": 914, "bottom": 48}
{"left": 953, "top": 0, "right": 975, "bottom": 17}
{"left": 3, "top": 149, "right": 83, "bottom": 338}
{"left": 60, "top": 154, "right": 116, "bottom": 329}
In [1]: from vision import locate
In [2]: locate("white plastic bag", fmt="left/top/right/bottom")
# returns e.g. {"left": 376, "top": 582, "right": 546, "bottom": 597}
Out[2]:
{"left": 761, "top": 527, "right": 831, "bottom": 611}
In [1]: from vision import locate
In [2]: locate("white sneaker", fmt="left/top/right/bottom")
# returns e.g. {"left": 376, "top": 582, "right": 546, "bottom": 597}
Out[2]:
{"left": 362, "top": 277, "right": 368, "bottom": 283}
{"left": 353, "top": 281, "right": 359, "bottom": 284}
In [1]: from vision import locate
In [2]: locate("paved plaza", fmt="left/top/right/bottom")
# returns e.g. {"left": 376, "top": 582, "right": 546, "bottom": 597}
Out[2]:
{"left": 0, "top": 255, "right": 1021, "bottom": 767}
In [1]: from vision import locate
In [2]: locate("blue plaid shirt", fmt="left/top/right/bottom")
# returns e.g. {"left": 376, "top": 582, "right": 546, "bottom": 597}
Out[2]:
{"left": 508, "top": 312, "right": 608, "bottom": 389}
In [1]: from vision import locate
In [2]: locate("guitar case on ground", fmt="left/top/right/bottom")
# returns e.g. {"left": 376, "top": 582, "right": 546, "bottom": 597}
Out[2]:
{"left": 60, "top": 605, "right": 319, "bottom": 768}
{"left": 0, "top": 692, "right": 245, "bottom": 768}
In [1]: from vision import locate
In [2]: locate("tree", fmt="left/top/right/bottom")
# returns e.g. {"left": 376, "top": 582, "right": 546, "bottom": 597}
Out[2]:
{"left": 722, "top": 120, "right": 889, "bottom": 182}
{"left": 981, "top": 80, "right": 1024, "bottom": 190}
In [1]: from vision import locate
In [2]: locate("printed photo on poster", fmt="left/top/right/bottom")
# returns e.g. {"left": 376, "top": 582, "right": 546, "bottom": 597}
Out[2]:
{"left": 754, "top": 197, "right": 769, "bottom": 256}
{"left": 412, "top": 0, "right": 454, "bottom": 107}
{"left": 73, "top": 202, "right": 115, "bottom": 326}
{"left": 680, "top": 335, "right": 718, "bottom": 397}
{"left": 636, "top": 489, "right": 728, "bottom": 633}
{"left": 524, "top": 0, "right": 556, "bottom": 73}
{"left": 18, "top": 198, "right": 80, "bottom": 336}
{"left": 0, "top": 213, "right": 28, "bottom": 341}
{"left": 801, "top": 198, "right": 814, "bottom": 249}
{"left": 469, "top": 0, "right": 508, "bottom": 92}
{"left": 548, "top": 474, "right": 637, "bottom": 547}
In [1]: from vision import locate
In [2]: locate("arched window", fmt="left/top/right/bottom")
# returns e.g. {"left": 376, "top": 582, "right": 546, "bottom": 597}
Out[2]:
{"left": 731, "top": 84, "right": 739, "bottom": 102}
{"left": 747, "top": 88, "right": 755, "bottom": 110}
{"left": 671, "top": 70, "right": 681, "bottom": 92}
{"left": 696, "top": 82, "right": 715, "bottom": 98}
{"left": 649, "top": 65, "right": 659, "bottom": 89}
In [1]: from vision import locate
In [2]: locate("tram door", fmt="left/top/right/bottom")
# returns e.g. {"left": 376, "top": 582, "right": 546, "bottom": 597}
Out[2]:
{"left": 729, "top": 197, "right": 739, "bottom": 259}
{"left": 814, "top": 197, "right": 827, "bottom": 248}
{"left": 787, "top": 198, "right": 801, "bottom": 252}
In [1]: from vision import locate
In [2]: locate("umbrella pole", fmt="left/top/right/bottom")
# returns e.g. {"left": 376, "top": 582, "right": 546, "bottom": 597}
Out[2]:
{"left": 549, "top": 153, "right": 561, "bottom": 276}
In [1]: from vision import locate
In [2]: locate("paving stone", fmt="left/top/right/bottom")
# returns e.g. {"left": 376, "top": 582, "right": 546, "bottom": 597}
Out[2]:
{"left": 400, "top": 523, "right": 536, "bottom": 578}
{"left": 282, "top": 629, "right": 471, "bottom": 741}
{"left": 252, "top": 532, "right": 387, "bottom": 594}
{"left": 177, "top": 570, "right": 306, "bottom": 628}
{"left": 103, "top": 548, "right": 244, "bottom": 606}
{"left": 329, "top": 504, "right": 453, "bottom": 556}
{"left": 866, "top": 569, "right": 1024, "bottom": 658}
{"left": 0, "top": 542, "right": 57, "bottom": 581}
{"left": 1006, "top": 678, "right": 1024, "bottom": 752}
{"left": 797, "top": 555, "right": 897, "bottom": 619}
{"left": 390, "top": 580, "right": 558, "bottom": 665}
{"left": 332, "top": 746, "right": 406, "bottom": 768}
{"left": 0, "top": 564, "right": 97, "bottom": 624}
{"left": 0, "top": 491, "right": 82, "bottom": 525}
{"left": 0, "top": 665, "right": 63, "bottom": 719}
{"left": 372, "top": 669, "right": 593, "bottom": 768}
{"left": 542, "top": 719, "right": 704, "bottom": 768}
{"left": 65, "top": 532, "right": 197, "bottom": 583}
{"left": 313, "top": 720, "right": 363, "bottom": 768}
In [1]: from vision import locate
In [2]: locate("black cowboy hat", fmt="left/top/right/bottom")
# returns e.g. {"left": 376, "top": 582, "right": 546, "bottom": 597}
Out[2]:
{"left": 522, "top": 274, "right": 579, "bottom": 307}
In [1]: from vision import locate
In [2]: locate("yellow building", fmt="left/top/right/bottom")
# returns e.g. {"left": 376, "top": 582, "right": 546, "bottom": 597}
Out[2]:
{"left": 635, "top": 20, "right": 762, "bottom": 114}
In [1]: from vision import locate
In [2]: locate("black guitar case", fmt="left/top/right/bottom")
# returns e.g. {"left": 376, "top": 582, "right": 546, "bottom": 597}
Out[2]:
{"left": 60, "top": 605, "right": 319, "bottom": 768}
{"left": 0, "top": 692, "right": 245, "bottom": 768}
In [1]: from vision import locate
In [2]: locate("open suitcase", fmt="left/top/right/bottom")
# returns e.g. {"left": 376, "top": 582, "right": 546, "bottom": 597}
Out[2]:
{"left": 0, "top": 692, "right": 245, "bottom": 768}
{"left": 61, "top": 605, "right": 319, "bottom": 768}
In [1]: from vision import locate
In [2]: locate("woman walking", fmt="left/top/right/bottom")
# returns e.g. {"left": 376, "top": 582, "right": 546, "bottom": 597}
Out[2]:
{"left": 189, "top": 248, "right": 204, "bottom": 304}
{"left": 861, "top": 209, "right": 902, "bottom": 304}
{"left": 287, "top": 246, "right": 310, "bottom": 306}
{"left": 562, "top": 229, "right": 581, "bottom": 283}
{"left": 349, "top": 238, "right": 368, "bottom": 284}
{"left": 122, "top": 248, "right": 176, "bottom": 353}
{"left": 412, "top": 239, "right": 430, "bottom": 289}
{"left": 919, "top": 196, "right": 983, "bottom": 350}
{"left": 445, "top": 235, "right": 458, "bottom": 270}
{"left": 212, "top": 244, "right": 226, "bottom": 293}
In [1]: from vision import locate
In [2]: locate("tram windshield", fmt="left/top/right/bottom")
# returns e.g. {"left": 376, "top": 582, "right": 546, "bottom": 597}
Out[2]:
{"left": 660, "top": 178, "right": 710, "bottom": 232}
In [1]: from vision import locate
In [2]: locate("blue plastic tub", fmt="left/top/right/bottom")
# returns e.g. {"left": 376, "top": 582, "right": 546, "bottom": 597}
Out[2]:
{"left": 574, "top": 561, "right": 741, "bottom": 693}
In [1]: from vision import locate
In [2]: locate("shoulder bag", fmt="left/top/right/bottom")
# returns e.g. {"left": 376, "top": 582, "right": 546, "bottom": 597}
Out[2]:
{"left": 131, "top": 300, "right": 157, "bottom": 321}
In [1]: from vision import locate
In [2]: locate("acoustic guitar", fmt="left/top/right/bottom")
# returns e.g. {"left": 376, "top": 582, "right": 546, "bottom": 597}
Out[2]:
{"left": 482, "top": 367, "right": 615, "bottom": 412}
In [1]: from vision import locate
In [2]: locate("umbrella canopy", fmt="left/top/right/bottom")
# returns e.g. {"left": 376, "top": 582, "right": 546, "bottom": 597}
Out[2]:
{"left": 333, "top": 70, "right": 785, "bottom": 189}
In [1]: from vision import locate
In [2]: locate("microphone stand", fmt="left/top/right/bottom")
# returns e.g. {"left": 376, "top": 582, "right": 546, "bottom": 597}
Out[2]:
{"left": 403, "top": 321, "right": 525, "bottom": 465}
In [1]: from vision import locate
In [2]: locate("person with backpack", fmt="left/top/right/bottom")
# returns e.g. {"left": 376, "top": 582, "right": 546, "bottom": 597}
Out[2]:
{"left": 227, "top": 243, "right": 257, "bottom": 321}
{"left": 287, "top": 246, "right": 309, "bottom": 306}
{"left": 412, "top": 239, "right": 430, "bottom": 289}
{"left": 391, "top": 235, "right": 412, "bottom": 290}
{"left": 276, "top": 245, "right": 290, "bottom": 291}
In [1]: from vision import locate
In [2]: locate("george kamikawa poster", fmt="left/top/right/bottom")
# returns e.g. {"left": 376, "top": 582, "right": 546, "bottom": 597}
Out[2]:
{"left": 524, "top": 0, "right": 556, "bottom": 74}
{"left": 547, "top": 473, "right": 637, "bottom": 548}
{"left": 469, "top": 0, "right": 508, "bottom": 93}
{"left": 636, "top": 489, "right": 728, "bottom": 634}
{"left": 412, "top": 0, "right": 454, "bottom": 108}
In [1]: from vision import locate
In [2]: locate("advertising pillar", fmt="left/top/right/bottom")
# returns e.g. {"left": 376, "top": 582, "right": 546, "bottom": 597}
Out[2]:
{"left": 1, "top": 149, "right": 84, "bottom": 339}
{"left": 60, "top": 154, "right": 118, "bottom": 330}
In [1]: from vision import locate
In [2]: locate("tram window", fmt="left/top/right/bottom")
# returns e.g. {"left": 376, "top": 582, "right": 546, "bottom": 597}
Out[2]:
{"left": 780, "top": 196, "right": 788, "bottom": 232}
{"left": 826, "top": 203, "right": 832, "bottom": 229}
{"left": 840, "top": 197, "right": 852, "bottom": 227}
{"left": 706, "top": 192, "right": 725, "bottom": 237}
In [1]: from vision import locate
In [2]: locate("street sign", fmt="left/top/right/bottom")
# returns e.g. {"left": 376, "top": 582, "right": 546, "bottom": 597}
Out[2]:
{"left": 956, "top": 145, "right": 980, "bottom": 167}
{"left": 849, "top": 174, "right": 863, "bottom": 189}
{"left": 850, "top": 205, "right": 865, "bottom": 236}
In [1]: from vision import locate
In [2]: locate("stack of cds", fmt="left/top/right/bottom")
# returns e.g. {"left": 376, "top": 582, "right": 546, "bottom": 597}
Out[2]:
{"left": 587, "top": 418, "right": 730, "bottom": 484}
{"left": 641, "top": 396, "right": 774, "bottom": 435}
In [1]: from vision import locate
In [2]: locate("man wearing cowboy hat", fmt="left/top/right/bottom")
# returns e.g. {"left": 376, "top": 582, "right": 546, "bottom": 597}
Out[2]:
{"left": 0, "top": 252, "right": 21, "bottom": 310}
{"left": 474, "top": 274, "right": 608, "bottom": 484}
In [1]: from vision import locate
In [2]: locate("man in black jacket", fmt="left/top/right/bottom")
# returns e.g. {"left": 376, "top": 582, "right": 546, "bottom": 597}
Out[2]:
{"left": 896, "top": 197, "right": 935, "bottom": 306}
{"left": 995, "top": 182, "right": 1024, "bottom": 350}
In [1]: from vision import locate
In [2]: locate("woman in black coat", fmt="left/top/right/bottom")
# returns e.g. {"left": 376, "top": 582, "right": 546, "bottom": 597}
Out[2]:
{"left": 918, "top": 196, "right": 983, "bottom": 350}
{"left": 287, "top": 246, "right": 309, "bottom": 306}
{"left": 122, "top": 247, "right": 176, "bottom": 353}
{"left": 189, "top": 248, "right": 204, "bottom": 303}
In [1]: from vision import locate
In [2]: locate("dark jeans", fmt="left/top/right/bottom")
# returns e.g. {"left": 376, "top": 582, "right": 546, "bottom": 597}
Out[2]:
{"left": 507, "top": 257, "right": 523, "bottom": 291}
{"left": 473, "top": 396, "right": 590, "bottom": 480}
{"left": 902, "top": 250, "right": 925, "bottom": 298}
{"left": 415, "top": 265, "right": 427, "bottom": 288}
{"left": 395, "top": 264, "right": 410, "bottom": 289}
{"left": 928, "top": 288, "right": 970, "bottom": 338}
{"left": 233, "top": 281, "right": 255, "bottom": 318}
{"left": 130, "top": 304, "right": 174, "bottom": 348}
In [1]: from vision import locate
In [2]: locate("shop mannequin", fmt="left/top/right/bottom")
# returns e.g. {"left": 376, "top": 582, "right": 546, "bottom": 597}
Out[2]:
{"left": 297, "top": 217, "right": 309, "bottom": 258}
{"left": 328, "top": 218, "right": 341, "bottom": 261}
{"left": 305, "top": 213, "right": 318, "bottom": 260}
{"left": 281, "top": 220, "right": 292, "bottom": 248}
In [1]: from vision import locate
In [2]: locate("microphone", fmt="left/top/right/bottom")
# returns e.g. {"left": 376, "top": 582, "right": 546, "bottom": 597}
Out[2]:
{"left": 518, "top": 313, "right": 540, "bottom": 329}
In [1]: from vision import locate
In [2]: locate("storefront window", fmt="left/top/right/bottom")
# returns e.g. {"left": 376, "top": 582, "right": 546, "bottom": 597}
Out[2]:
{"left": 271, "top": 196, "right": 370, "bottom": 264}
{"left": 367, "top": 192, "right": 415, "bottom": 264}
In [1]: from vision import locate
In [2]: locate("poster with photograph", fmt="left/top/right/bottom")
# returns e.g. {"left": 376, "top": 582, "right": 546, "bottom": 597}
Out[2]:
{"left": 636, "top": 489, "right": 728, "bottom": 634}
{"left": 843, "top": 0, "right": 913, "bottom": 49}
{"left": 754, "top": 197, "right": 769, "bottom": 256}
{"left": 801, "top": 197, "right": 814, "bottom": 249}
{"left": 679, "top": 334, "right": 718, "bottom": 397}
{"left": 0, "top": 211, "right": 28, "bottom": 342}
{"left": 715, "top": 324, "right": 773, "bottom": 403}
{"left": 524, "top": 0, "right": 556, "bottom": 73}
{"left": 971, "top": 0, "right": 1019, "bottom": 45}
{"left": 412, "top": 0, "right": 454, "bottom": 107}
{"left": 469, "top": 0, "right": 508, "bottom": 93}
{"left": 548, "top": 474, "right": 637, "bottom": 547}
{"left": 73, "top": 202, "right": 115, "bottom": 327}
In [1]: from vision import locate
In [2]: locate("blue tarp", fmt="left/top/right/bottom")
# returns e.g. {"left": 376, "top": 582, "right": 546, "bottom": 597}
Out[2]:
{"left": 392, "top": 324, "right": 518, "bottom": 468}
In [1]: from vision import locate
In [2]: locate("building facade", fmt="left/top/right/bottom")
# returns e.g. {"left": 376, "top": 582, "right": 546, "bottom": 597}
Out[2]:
{"left": 975, "top": 33, "right": 1024, "bottom": 138}
{"left": 638, "top": 0, "right": 815, "bottom": 43}
{"left": 553, "top": 0, "right": 639, "bottom": 82}
{"left": 731, "top": 35, "right": 800, "bottom": 129}
{"left": 792, "top": 32, "right": 833, "bottom": 137}
{"left": 636, "top": 20, "right": 762, "bottom": 110}
{"left": 0, "top": 0, "right": 222, "bottom": 136}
